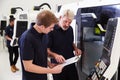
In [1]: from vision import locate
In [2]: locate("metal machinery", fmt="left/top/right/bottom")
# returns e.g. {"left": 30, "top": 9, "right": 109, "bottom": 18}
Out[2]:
{"left": 10, "top": 11, "right": 29, "bottom": 46}
{"left": 87, "top": 17, "right": 120, "bottom": 80}
{"left": 0, "top": 16, "right": 8, "bottom": 36}
{"left": 11, "top": 3, "right": 51, "bottom": 46}
{"left": 59, "top": 1, "right": 120, "bottom": 80}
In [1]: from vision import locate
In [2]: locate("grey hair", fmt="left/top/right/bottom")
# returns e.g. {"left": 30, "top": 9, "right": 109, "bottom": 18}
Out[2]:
{"left": 59, "top": 9, "right": 74, "bottom": 20}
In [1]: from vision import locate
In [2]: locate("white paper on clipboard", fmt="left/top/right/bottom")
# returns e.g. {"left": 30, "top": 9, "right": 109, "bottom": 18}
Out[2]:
{"left": 61, "top": 55, "right": 81, "bottom": 67}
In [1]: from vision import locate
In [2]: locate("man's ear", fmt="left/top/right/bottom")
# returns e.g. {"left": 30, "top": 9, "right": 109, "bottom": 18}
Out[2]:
{"left": 41, "top": 25, "right": 45, "bottom": 29}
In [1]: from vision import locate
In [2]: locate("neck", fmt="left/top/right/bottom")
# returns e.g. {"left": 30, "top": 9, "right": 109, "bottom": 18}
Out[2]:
{"left": 33, "top": 24, "right": 42, "bottom": 33}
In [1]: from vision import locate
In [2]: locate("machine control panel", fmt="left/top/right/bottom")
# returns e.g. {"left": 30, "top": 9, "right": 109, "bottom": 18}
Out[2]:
{"left": 88, "top": 60, "right": 108, "bottom": 80}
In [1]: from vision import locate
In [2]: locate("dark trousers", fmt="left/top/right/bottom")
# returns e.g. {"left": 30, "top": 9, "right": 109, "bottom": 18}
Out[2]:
{"left": 7, "top": 46, "right": 19, "bottom": 66}
{"left": 53, "top": 64, "right": 79, "bottom": 80}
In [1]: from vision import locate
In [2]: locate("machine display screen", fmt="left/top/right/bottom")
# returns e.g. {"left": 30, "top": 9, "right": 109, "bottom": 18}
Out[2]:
{"left": 103, "top": 19, "right": 117, "bottom": 52}
{"left": 76, "top": 4, "right": 120, "bottom": 80}
{"left": 16, "top": 21, "right": 28, "bottom": 37}
{"left": 0, "top": 20, "right": 7, "bottom": 30}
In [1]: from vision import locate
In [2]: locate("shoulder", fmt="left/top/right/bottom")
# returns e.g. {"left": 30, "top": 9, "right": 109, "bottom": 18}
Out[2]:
{"left": 69, "top": 26, "right": 73, "bottom": 30}
{"left": 20, "top": 30, "right": 32, "bottom": 42}
{"left": 5, "top": 26, "right": 11, "bottom": 33}
{"left": 5, "top": 26, "right": 10, "bottom": 30}
{"left": 68, "top": 26, "right": 73, "bottom": 32}
{"left": 54, "top": 24, "right": 60, "bottom": 30}
{"left": 18, "top": 30, "right": 33, "bottom": 46}
{"left": 19, "top": 30, "right": 34, "bottom": 47}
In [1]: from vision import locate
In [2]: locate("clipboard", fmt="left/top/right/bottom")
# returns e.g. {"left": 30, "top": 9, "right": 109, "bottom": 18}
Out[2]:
{"left": 61, "top": 55, "right": 81, "bottom": 67}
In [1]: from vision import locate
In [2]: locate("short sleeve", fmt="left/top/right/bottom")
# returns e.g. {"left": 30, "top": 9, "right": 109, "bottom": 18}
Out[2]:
{"left": 5, "top": 27, "right": 9, "bottom": 36}
{"left": 19, "top": 34, "right": 34, "bottom": 60}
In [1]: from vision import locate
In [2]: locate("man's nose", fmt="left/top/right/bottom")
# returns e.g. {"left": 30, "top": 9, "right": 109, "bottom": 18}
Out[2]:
{"left": 66, "top": 22, "right": 70, "bottom": 26}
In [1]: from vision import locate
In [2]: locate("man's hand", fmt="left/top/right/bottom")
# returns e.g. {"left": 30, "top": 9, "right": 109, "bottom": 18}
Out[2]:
{"left": 51, "top": 64, "right": 64, "bottom": 74}
{"left": 54, "top": 54, "right": 65, "bottom": 63}
{"left": 75, "top": 48, "right": 82, "bottom": 56}
{"left": 48, "top": 61, "right": 57, "bottom": 68}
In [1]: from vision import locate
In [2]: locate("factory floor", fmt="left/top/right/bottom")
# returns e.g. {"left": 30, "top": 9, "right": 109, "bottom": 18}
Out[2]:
{"left": 0, "top": 36, "right": 22, "bottom": 80}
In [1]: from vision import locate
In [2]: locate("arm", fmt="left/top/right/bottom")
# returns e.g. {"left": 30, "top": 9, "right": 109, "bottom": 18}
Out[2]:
{"left": 73, "top": 43, "right": 82, "bottom": 56}
{"left": 23, "top": 60, "right": 63, "bottom": 74}
{"left": 5, "top": 35, "right": 12, "bottom": 41}
{"left": 5, "top": 27, "right": 12, "bottom": 41}
{"left": 47, "top": 48, "right": 65, "bottom": 63}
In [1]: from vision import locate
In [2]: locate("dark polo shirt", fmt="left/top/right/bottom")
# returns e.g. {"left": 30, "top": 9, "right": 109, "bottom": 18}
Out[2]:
{"left": 5, "top": 25, "right": 13, "bottom": 47}
{"left": 48, "top": 24, "right": 74, "bottom": 60}
{"left": 19, "top": 26, "right": 48, "bottom": 80}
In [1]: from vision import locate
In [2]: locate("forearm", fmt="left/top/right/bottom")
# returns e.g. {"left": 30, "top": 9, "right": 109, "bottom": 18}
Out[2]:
{"left": 73, "top": 43, "right": 82, "bottom": 55}
{"left": 25, "top": 64, "right": 53, "bottom": 74}
{"left": 23, "top": 60, "right": 56, "bottom": 74}
{"left": 5, "top": 35, "right": 12, "bottom": 41}
{"left": 47, "top": 48, "right": 65, "bottom": 63}
{"left": 73, "top": 43, "right": 78, "bottom": 50}
{"left": 47, "top": 48, "right": 57, "bottom": 58}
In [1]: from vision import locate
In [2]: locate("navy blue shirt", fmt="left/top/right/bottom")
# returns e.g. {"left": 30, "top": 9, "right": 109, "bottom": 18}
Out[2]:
{"left": 19, "top": 27, "right": 48, "bottom": 80}
{"left": 5, "top": 25, "right": 13, "bottom": 47}
{"left": 48, "top": 24, "right": 74, "bottom": 60}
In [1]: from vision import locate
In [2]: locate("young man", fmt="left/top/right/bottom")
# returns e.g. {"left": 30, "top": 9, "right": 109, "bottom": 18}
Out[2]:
{"left": 47, "top": 9, "right": 82, "bottom": 80}
{"left": 19, "top": 10, "right": 64, "bottom": 80}
{"left": 5, "top": 15, "right": 19, "bottom": 73}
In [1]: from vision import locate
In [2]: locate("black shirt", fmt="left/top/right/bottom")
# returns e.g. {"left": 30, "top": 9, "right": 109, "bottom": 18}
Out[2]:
{"left": 48, "top": 24, "right": 74, "bottom": 60}
{"left": 19, "top": 27, "right": 48, "bottom": 80}
{"left": 5, "top": 25, "right": 13, "bottom": 47}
